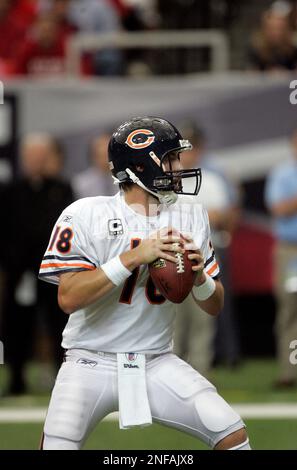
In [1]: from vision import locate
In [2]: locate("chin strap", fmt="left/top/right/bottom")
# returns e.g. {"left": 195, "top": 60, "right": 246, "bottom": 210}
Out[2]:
{"left": 113, "top": 168, "right": 178, "bottom": 206}
{"left": 112, "top": 175, "right": 121, "bottom": 185}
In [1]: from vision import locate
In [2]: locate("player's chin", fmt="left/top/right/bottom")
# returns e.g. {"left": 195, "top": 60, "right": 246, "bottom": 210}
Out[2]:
{"left": 152, "top": 192, "right": 160, "bottom": 202}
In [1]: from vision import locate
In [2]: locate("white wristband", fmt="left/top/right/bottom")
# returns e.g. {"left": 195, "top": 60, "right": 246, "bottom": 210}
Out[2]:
{"left": 101, "top": 255, "right": 132, "bottom": 286}
{"left": 192, "top": 273, "right": 216, "bottom": 301}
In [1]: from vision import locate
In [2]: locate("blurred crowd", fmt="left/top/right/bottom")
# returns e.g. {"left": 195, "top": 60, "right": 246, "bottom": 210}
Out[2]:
{"left": 0, "top": 0, "right": 297, "bottom": 77}
{"left": 0, "top": 0, "right": 159, "bottom": 77}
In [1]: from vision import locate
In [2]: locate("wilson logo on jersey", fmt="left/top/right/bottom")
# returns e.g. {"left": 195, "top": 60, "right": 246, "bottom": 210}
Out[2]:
{"left": 124, "top": 363, "right": 139, "bottom": 369}
{"left": 125, "top": 129, "right": 155, "bottom": 150}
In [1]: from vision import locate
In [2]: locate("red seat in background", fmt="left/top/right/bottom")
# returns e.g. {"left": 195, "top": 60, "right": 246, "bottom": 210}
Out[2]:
{"left": 230, "top": 223, "right": 275, "bottom": 295}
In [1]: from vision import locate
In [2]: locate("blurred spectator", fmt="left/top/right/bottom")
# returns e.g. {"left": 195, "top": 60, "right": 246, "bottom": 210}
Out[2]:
{"left": 174, "top": 122, "right": 241, "bottom": 375}
{"left": 12, "top": 0, "right": 37, "bottom": 23}
{"left": 69, "top": 0, "right": 123, "bottom": 76}
{"left": 43, "top": 137, "right": 66, "bottom": 178}
{"left": 265, "top": 129, "right": 297, "bottom": 388}
{"left": 0, "top": 0, "right": 37, "bottom": 76}
{"left": 72, "top": 134, "right": 117, "bottom": 199}
{"left": 1, "top": 133, "right": 73, "bottom": 395}
{"left": 14, "top": 13, "right": 67, "bottom": 76}
{"left": 248, "top": 2, "right": 297, "bottom": 72}
{"left": 40, "top": 0, "right": 77, "bottom": 36}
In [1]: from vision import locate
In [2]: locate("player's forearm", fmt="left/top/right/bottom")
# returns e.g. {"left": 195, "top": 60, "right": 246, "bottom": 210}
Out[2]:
{"left": 271, "top": 197, "right": 297, "bottom": 217}
{"left": 58, "top": 249, "right": 141, "bottom": 314}
{"left": 191, "top": 279, "right": 224, "bottom": 316}
{"left": 58, "top": 268, "right": 115, "bottom": 314}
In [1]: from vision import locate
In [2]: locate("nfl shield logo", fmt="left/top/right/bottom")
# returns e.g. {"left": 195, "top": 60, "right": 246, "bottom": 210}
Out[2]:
{"left": 125, "top": 352, "right": 137, "bottom": 362}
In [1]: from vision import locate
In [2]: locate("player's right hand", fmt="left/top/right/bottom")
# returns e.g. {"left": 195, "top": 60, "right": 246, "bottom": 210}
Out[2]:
{"left": 133, "top": 227, "right": 185, "bottom": 265}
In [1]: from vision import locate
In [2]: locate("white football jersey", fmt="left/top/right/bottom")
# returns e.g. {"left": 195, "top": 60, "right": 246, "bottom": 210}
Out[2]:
{"left": 39, "top": 192, "right": 219, "bottom": 354}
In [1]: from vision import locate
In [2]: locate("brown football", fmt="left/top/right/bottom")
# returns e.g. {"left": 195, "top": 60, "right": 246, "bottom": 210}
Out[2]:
{"left": 148, "top": 243, "right": 197, "bottom": 304}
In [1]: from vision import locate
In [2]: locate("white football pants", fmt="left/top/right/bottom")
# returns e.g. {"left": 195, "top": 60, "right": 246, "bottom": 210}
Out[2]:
{"left": 41, "top": 349, "right": 245, "bottom": 450}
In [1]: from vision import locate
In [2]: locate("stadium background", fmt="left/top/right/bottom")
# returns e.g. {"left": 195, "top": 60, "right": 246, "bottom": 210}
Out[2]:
{"left": 0, "top": 0, "right": 297, "bottom": 450}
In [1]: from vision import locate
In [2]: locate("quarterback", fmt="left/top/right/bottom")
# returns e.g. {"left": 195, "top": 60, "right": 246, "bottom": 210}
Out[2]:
{"left": 39, "top": 117, "right": 250, "bottom": 450}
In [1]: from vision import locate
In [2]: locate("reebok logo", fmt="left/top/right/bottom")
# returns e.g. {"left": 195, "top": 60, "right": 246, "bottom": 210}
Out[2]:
{"left": 77, "top": 358, "right": 98, "bottom": 367}
{"left": 124, "top": 364, "right": 139, "bottom": 369}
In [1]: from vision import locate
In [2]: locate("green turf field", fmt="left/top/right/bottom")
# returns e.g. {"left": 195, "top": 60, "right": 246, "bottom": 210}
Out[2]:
{"left": 0, "top": 359, "right": 296, "bottom": 450}
{"left": 0, "top": 420, "right": 296, "bottom": 450}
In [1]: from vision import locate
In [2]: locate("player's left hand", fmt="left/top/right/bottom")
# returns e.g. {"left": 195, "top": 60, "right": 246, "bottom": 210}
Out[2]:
{"left": 181, "top": 234, "right": 206, "bottom": 285}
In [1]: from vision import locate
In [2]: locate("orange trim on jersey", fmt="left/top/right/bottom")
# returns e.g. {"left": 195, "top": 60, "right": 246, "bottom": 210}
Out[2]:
{"left": 40, "top": 262, "right": 95, "bottom": 270}
{"left": 207, "top": 262, "right": 219, "bottom": 276}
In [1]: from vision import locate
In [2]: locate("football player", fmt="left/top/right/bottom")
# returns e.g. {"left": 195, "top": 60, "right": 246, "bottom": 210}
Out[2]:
{"left": 39, "top": 117, "right": 250, "bottom": 450}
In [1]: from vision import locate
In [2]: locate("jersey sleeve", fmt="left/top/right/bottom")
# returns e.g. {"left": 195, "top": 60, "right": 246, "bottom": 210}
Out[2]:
{"left": 39, "top": 211, "right": 98, "bottom": 285}
{"left": 200, "top": 208, "right": 220, "bottom": 279}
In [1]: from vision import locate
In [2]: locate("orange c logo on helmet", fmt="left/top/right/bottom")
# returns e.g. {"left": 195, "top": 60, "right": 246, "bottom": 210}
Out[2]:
{"left": 125, "top": 129, "right": 155, "bottom": 150}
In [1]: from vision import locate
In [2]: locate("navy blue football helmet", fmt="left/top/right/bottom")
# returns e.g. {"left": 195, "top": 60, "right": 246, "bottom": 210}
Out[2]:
{"left": 108, "top": 116, "right": 202, "bottom": 204}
